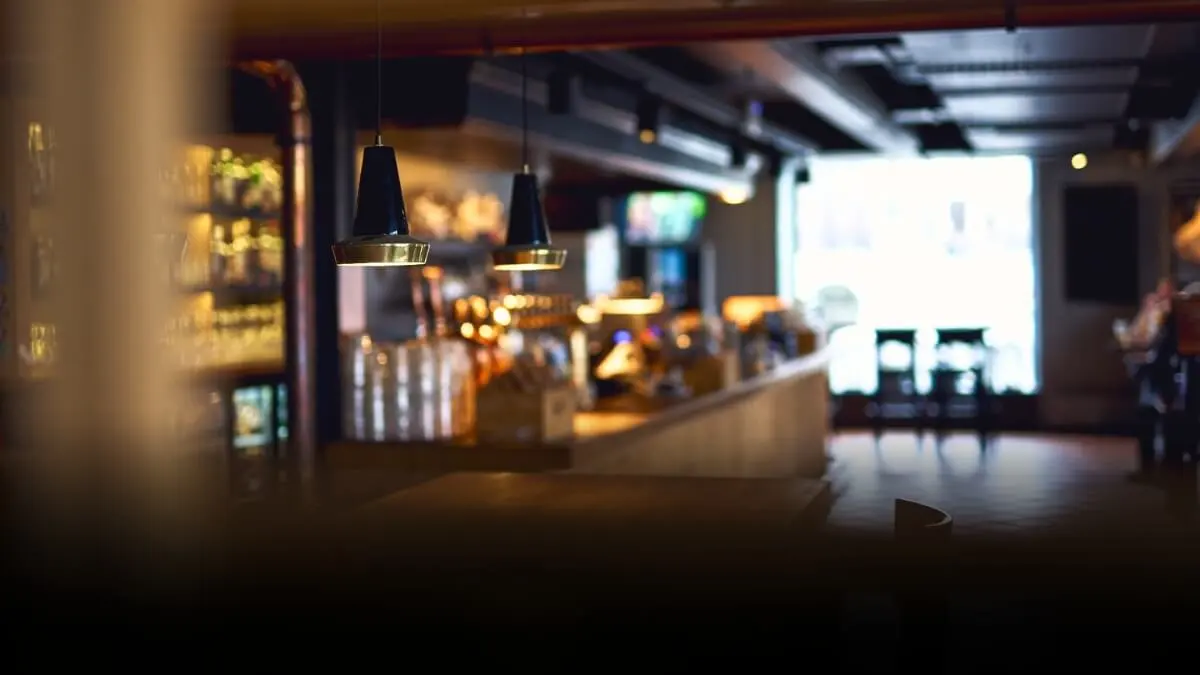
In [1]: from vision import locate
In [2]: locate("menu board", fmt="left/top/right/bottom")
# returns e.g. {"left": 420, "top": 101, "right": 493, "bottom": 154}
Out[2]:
{"left": 622, "top": 192, "right": 706, "bottom": 245}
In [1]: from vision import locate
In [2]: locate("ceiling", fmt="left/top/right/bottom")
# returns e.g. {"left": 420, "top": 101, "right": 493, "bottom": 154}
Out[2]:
{"left": 815, "top": 24, "right": 1200, "bottom": 153}
{"left": 567, "top": 23, "right": 1200, "bottom": 156}
{"left": 10, "top": 1, "right": 1200, "bottom": 164}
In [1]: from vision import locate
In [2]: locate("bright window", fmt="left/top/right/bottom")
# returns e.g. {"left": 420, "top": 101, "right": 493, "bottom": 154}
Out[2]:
{"left": 795, "top": 155, "right": 1038, "bottom": 394}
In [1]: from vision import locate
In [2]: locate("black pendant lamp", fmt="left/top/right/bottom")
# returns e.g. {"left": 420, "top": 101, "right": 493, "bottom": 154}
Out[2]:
{"left": 332, "top": 0, "right": 429, "bottom": 267}
{"left": 492, "top": 37, "right": 565, "bottom": 272}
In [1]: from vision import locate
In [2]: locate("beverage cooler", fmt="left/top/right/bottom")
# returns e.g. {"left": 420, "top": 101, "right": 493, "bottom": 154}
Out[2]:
{"left": 611, "top": 191, "right": 707, "bottom": 311}
{"left": 179, "top": 376, "right": 288, "bottom": 499}
{"left": 168, "top": 138, "right": 290, "bottom": 500}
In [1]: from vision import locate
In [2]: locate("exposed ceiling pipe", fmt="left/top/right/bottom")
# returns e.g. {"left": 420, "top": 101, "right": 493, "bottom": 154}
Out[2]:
{"left": 466, "top": 63, "right": 756, "bottom": 195}
{"left": 690, "top": 41, "right": 918, "bottom": 153}
{"left": 1149, "top": 101, "right": 1200, "bottom": 165}
{"left": 577, "top": 50, "right": 818, "bottom": 158}
{"left": 228, "top": 1, "right": 1200, "bottom": 60}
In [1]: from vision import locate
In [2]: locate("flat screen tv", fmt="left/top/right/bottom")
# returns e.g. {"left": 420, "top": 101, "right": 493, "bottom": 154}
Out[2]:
{"left": 619, "top": 191, "right": 706, "bottom": 245}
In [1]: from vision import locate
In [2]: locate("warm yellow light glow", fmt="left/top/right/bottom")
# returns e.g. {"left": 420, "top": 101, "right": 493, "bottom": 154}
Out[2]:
{"left": 723, "top": 295, "right": 785, "bottom": 330}
{"left": 28, "top": 323, "right": 56, "bottom": 365}
{"left": 497, "top": 333, "right": 517, "bottom": 353}
{"left": 502, "top": 294, "right": 519, "bottom": 309}
{"left": 639, "top": 129, "right": 657, "bottom": 144}
{"left": 460, "top": 323, "right": 476, "bottom": 339}
{"left": 1071, "top": 153, "right": 1088, "bottom": 170}
{"left": 470, "top": 296, "right": 488, "bottom": 319}
{"left": 595, "top": 341, "right": 642, "bottom": 380}
{"left": 576, "top": 304, "right": 602, "bottom": 324}
{"left": 596, "top": 293, "right": 665, "bottom": 316}
{"left": 719, "top": 187, "right": 750, "bottom": 205}
{"left": 493, "top": 306, "right": 512, "bottom": 326}
{"left": 336, "top": 260, "right": 426, "bottom": 267}
{"left": 676, "top": 334, "right": 692, "bottom": 349}
{"left": 492, "top": 262, "right": 563, "bottom": 271}
{"left": 478, "top": 324, "right": 496, "bottom": 340}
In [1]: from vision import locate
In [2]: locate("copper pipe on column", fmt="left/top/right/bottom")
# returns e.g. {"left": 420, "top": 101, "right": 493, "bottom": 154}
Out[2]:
{"left": 243, "top": 60, "right": 317, "bottom": 500}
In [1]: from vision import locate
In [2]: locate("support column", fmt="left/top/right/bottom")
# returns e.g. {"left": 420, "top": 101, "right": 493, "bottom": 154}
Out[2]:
{"left": 300, "top": 61, "right": 355, "bottom": 466}
{"left": 702, "top": 162, "right": 800, "bottom": 309}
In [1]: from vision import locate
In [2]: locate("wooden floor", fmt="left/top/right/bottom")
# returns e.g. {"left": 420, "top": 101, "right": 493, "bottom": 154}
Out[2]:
{"left": 827, "top": 431, "right": 1199, "bottom": 537}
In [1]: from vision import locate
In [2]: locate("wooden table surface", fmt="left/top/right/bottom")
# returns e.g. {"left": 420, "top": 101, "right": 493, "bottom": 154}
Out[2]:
{"left": 364, "top": 472, "right": 828, "bottom": 526}
{"left": 351, "top": 472, "right": 833, "bottom": 574}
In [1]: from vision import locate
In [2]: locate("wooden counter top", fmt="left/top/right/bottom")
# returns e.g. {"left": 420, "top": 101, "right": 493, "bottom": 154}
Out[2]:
{"left": 573, "top": 348, "right": 830, "bottom": 450}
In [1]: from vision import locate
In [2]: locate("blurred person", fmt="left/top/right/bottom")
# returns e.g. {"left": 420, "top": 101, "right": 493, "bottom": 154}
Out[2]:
{"left": 1125, "top": 278, "right": 1178, "bottom": 482}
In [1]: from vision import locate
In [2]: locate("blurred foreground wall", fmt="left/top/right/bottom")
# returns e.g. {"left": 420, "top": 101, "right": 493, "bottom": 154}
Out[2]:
{"left": 8, "top": 0, "right": 225, "bottom": 585}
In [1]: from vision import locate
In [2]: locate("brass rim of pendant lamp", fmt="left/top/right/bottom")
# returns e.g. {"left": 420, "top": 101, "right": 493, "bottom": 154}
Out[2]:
{"left": 491, "top": 246, "right": 567, "bottom": 271}
{"left": 332, "top": 234, "right": 430, "bottom": 267}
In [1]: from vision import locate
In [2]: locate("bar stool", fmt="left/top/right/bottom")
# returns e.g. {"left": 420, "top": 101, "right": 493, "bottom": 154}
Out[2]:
{"left": 929, "top": 328, "right": 990, "bottom": 445}
{"left": 871, "top": 329, "right": 923, "bottom": 441}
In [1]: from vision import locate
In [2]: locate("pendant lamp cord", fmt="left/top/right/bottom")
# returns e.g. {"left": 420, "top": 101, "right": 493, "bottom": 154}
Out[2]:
{"left": 520, "top": 8, "right": 529, "bottom": 173}
{"left": 375, "top": 0, "right": 383, "bottom": 145}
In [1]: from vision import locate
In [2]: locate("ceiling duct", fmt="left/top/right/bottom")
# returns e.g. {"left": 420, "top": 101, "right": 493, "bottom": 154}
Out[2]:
{"left": 689, "top": 40, "right": 917, "bottom": 153}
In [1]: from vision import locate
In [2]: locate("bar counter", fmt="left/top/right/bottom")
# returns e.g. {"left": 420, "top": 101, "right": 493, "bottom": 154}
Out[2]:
{"left": 326, "top": 347, "right": 831, "bottom": 502}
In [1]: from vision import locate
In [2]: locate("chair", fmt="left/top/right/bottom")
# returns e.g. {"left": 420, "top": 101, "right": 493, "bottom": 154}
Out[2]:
{"left": 895, "top": 498, "right": 953, "bottom": 672}
{"left": 930, "top": 328, "right": 990, "bottom": 445}
{"left": 895, "top": 498, "right": 953, "bottom": 540}
{"left": 871, "top": 329, "right": 923, "bottom": 440}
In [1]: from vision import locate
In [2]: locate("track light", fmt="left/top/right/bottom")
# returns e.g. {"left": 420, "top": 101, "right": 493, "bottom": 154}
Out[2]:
{"left": 636, "top": 95, "right": 662, "bottom": 145}
{"left": 547, "top": 71, "right": 579, "bottom": 115}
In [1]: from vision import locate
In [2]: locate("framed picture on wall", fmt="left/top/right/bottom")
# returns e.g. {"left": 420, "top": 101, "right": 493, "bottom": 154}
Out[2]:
{"left": 1061, "top": 184, "right": 1139, "bottom": 305}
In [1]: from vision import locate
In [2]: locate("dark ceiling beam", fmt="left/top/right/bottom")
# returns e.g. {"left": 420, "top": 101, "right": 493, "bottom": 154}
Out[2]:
{"left": 466, "top": 63, "right": 753, "bottom": 195}
{"left": 218, "top": 1, "right": 1200, "bottom": 60}
{"left": 688, "top": 41, "right": 918, "bottom": 153}
{"left": 576, "top": 50, "right": 818, "bottom": 157}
